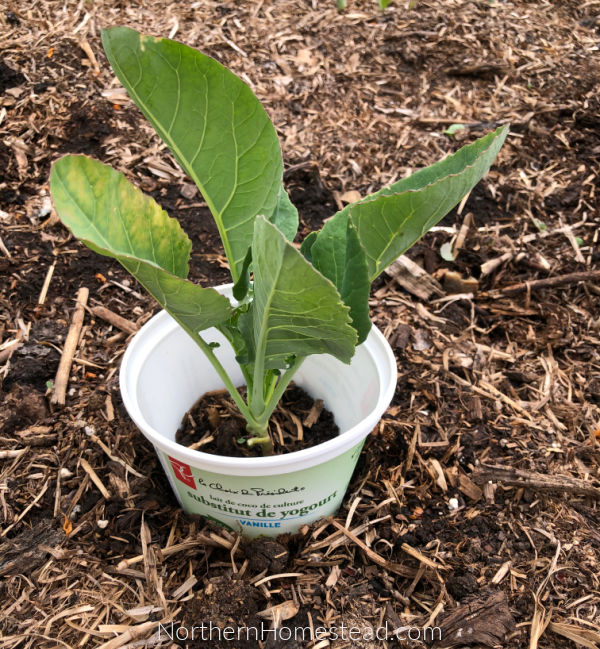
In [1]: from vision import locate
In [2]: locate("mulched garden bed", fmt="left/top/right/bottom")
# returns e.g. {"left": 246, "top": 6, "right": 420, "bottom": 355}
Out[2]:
{"left": 1, "top": 1, "right": 599, "bottom": 648}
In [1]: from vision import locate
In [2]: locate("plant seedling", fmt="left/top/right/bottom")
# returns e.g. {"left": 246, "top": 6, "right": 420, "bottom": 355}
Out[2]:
{"left": 336, "top": 0, "right": 393, "bottom": 9}
{"left": 444, "top": 123, "right": 467, "bottom": 139}
{"left": 50, "top": 27, "right": 508, "bottom": 454}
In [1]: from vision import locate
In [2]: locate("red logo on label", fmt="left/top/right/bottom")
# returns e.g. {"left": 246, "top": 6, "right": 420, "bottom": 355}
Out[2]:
{"left": 168, "top": 457, "right": 196, "bottom": 490}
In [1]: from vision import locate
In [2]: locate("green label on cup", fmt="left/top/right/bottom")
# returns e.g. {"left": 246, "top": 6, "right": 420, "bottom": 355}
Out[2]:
{"left": 164, "top": 442, "right": 364, "bottom": 537}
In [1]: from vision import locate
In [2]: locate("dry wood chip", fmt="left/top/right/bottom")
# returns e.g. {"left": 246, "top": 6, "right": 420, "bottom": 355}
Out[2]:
{"left": 400, "top": 542, "right": 448, "bottom": 571}
{"left": 52, "top": 287, "right": 89, "bottom": 405}
{"left": 442, "top": 270, "right": 479, "bottom": 294}
{"left": 491, "top": 561, "right": 512, "bottom": 585}
{"left": 253, "top": 572, "right": 304, "bottom": 587}
{"left": 79, "top": 457, "right": 111, "bottom": 499}
{"left": 433, "top": 591, "right": 515, "bottom": 648}
{"left": 458, "top": 473, "right": 483, "bottom": 502}
{"left": 428, "top": 459, "right": 448, "bottom": 492}
{"left": 473, "top": 464, "right": 600, "bottom": 499}
{"left": 340, "top": 189, "right": 362, "bottom": 203}
{"left": 91, "top": 305, "right": 139, "bottom": 335}
{"left": 385, "top": 255, "right": 443, "bottom": 301}
{"left": 328, "top": 519, "right": 418, "bottom": 578}
{"left": 257, "top": 600, "right": 299, "bottom": 623}
{"left": 95, "top": 621, "right": 157, "bottom": 649}
{"left": 303, "top": 398, "right": 324, "bottom": 428}
{"left": 548, "top": 622, "right": 600, "bottom": 649}
{"left": 325, "top": 564, "right": 341, "bottom": 589}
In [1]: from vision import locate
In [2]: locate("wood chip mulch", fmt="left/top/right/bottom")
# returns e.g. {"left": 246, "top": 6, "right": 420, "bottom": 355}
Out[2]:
{"left": 1, "top": 1, "right": 599, "bottom": 648}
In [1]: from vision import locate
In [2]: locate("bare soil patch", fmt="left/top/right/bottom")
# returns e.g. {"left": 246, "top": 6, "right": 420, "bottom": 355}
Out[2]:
{"left": 176, "top": 385, "right": 339, "bottom": 457}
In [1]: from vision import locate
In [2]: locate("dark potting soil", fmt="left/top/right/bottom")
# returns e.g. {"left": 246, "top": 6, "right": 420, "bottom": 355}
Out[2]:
{"left": 175, "top": 384, "right": 339, "bottom": 457}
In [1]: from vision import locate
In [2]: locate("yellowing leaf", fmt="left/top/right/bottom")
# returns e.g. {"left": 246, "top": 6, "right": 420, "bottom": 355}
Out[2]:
{"left": 50, "top": 155, "right": 232, "bottom": 335}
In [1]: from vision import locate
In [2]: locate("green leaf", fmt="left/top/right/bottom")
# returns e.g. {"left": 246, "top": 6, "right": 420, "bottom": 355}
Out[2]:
{"left": 50, "top": 155, "right": 232, "bottom": 334}
{"left": 299, "top": 232, "right": 318, "bottom": 262}
{"left": 251, "top": 216, "right": 357, "bottom": 369}
{"left": 232, "top": 247, "right": 253, "bottom": 301}
{"left": 322, "top": 126, "right": 508, "bottom": 280}
{"left": 101, "top": 26, "right": 290, "bottom": 282}
{"left": 234, "top": 305, "right": 256, "bottom": 366}
{"left": 272, "top": 183, "right": 299, "bottom": 243}
{"left": 309, "top": 212, "right": 371, "bottom": 344}
{"left": 378, "top": 0, "right": 393, "bottom": 8}
{"left": 444, "top": 123, "right": 466, "bottom": 138}
{"left": 232, "top": 183, "right": 297, "bottom": 301}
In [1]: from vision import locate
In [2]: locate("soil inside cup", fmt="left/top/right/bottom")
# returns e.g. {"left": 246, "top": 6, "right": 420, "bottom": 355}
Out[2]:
{"left": 175, "top": 384, "right": 339, "bottom": 457}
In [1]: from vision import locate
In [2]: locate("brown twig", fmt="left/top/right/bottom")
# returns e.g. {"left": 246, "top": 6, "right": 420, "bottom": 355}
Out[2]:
{"left": 38, "top": 260, "right": 56, "bottom": 305}
{"left": 79, "top": 457, "right": 111, "bottom": 499}
{"left": 91, "top": 305, "right": 139, "bottom": 335}
{"left": 283, "top": 160, "right": 318, "bottom": 178}
{"left": 0, "top": 233, "right": 13, "bottom": 260}
{"left": 51, "top": 287, "right": 89, "bottom": 405}
{"left": 95, "top": 621, "right": 157, "bottom": 649}
{"left": 0, "top": 449, "right": 28, "bottom": 459}
{"left": 1, "top": 481, "right": 49, "bottom": 537}
{"left": 473, "top": 464, "right": 600, "bottom": 499}
{"left": 116, "top": 537, "right": 231, "bottom": 571}
{"left": 327, "top": 518, "right": 420, "bottom": 578}
{"left": 489, "top": 270, "right": 600, "bottom": 297}
{"left": 0, "top": 339, "right": 23, "bottom": 364}
{"left": 303, "top": 398, "right": 324, "bottom": 428}
{"left": 453, "top": 211, "right": 473, "bottom": 256}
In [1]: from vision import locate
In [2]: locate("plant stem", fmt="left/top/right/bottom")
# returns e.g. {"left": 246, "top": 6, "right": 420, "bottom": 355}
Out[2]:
{"left": 250, "top": 356, "right": 305, "bottom": 427}
{"left": 263, "top": 369, "right": 279, "bottom": 404}
{"left": 263, "top": 356, "right": 305, "bottom": 419}
{"left": 180, "top": 321, "right": 303, "bottom": 455}
{"left": 249, "top": 300, "right": 272, "bottom": 420}
{"left": 246, "top": 433, "right": 273, "bottom": 454}
{"left": 183, "top": 327, "right": 259, "bottom": 428}
{"left": 215, "top": 322, "right": 255, "bottom": 395}
{"left": 185, "top": 325, "right": 280, "bottom": 456}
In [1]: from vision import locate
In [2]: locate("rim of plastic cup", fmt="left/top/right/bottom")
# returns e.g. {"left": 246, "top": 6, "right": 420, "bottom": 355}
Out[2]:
{"left": 120, "top": 288, "right": 397, "bottom": 477}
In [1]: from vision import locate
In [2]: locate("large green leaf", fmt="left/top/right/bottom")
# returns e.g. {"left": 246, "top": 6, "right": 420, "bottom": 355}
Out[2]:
{"left": 324, "top": 126, "right": 508, "bottom": 280}
{"left": 101, "top": 27, "right": 295, "bottom": 282}
{"left": 50, "top": 155, "right": 232, "bottom": 334}
{"left": 308, "top": 213, "right": 371, "bottom": 344}
{"left": 251, "top": 216, "right": 357, "bottom": 369}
